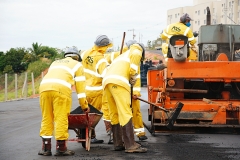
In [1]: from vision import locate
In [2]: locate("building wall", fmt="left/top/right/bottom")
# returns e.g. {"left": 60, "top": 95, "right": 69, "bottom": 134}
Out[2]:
{"left": 167, "top": 0, "right": 240, "bottom": 32}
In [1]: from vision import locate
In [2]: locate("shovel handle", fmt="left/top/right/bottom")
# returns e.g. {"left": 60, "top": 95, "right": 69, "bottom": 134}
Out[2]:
{"left": 137, "top": 97, "right": 169, "bottom": 112}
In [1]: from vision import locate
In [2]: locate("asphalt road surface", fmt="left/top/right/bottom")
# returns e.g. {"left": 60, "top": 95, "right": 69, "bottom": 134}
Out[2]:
{"left": 0, "top": 87, "right": 240, "bottom": 160}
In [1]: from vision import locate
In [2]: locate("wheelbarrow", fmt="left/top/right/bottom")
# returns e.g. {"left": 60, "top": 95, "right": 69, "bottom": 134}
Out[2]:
{"left": 68, "top": 112, "right": 103, "bottom": 151}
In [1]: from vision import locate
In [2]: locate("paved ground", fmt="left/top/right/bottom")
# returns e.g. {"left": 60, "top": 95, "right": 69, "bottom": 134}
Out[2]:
{"left": 0, "top": 87, "right": 240, "bottom": 160}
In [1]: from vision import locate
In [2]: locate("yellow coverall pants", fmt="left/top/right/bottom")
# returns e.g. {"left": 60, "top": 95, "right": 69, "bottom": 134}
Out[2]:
{"left": 39, "top": 91, "right": 71, "bottom": 140}
{"left": 132, "top": 99, "right": 146, "bottom": 137}
{"left": 102, "top": 90, "right": 111, "bottom": 121}
{"left": 105, "top": 83, "right": 132, "bottom": 126}
{"left": 86, "top": 90, "right": 103, "bottom": 111}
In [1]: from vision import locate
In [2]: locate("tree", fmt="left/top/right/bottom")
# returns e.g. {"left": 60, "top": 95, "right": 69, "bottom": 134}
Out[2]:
{"left": 4, "top": 48, "right": 27, "bottom": 73}
{"left": 0, "top": 52, "right": 6, "bottom": 73}
{"left": 3, "top": 65, "right": 14, "bottom": 74}
{"left": 28, "top": 42, "right": 42, "bottom": 59}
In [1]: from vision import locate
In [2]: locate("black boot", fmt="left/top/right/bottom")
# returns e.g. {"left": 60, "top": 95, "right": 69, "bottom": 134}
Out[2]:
{"left": 122, "top": 118, "right": 147, "bottom": 153}
{"left": 54, "top": 140, "right": 75, "bottom": 156}
{"left": 38, "top": 138, "right": 52, "bottom": 156}
{"left": 112, "top": 124, "right": 125, "bottom": 151}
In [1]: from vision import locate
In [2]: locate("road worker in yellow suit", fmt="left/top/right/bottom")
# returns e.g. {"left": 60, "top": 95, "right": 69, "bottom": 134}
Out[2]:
{"left": 102, "top": 45, "right": 128, "bottom": 135}
{"left": 161, "top": 13, "right": 198, "bottom": 61}
{"left": 103, "top": 43, "right": 147, "bottom": 153}
{"left": 81, "top": 35, "right": 113, "bottom": 144}
{"left": 38, "top": 46, "right": 90, "bottom": 156}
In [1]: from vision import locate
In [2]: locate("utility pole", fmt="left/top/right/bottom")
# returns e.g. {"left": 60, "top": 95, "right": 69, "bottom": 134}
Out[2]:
{"left": 128, "top": 29, "right": 136, "bottom": 40}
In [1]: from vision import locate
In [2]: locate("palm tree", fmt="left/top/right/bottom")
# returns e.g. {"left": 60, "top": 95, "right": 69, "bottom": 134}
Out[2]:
{"left": 28, "top": 42, "right": 43, "bottom": 59}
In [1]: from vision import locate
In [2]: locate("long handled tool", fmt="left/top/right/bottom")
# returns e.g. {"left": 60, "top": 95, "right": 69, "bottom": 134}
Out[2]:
{"left": 119, "top": 32, "right": 126, "bottom": 55}
{"left": 137, "top": 97, "right": 184, "bottom": 130}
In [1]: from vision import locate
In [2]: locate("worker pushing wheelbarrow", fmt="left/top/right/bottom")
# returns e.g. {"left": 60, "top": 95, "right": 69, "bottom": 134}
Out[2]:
{"left": 68, "top": 104, "right": 103, "bottom": 151}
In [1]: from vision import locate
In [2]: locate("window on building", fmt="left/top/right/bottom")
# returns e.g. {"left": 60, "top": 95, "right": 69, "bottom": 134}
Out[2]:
{"left": 204, "top": 9, "right": 206, "bottom": 14}
{"left": 213, "top": 8, "right": 215, "bottom": 13}
{"left": 195, "top": 11, "right": 197, "bottom": 14}
{"left": 204, "top": 20, "right": 206, "bottom": 24}
{"left": 198, "top": 20, "right": 200, "bottom": 25}
{"left": 195, "top": 21, "right": 197, "bottom": 24}
{"left": 239, "top": 0, "right": 240, "bottom": 6}
{"left": 229, "top": 1, "right": 231, "bottom": 7}
{"left": 175, "top": 14, "right": 177, "bottom": 18}
{"left": 198, "top": 10, "right": 200, "bottom": 15}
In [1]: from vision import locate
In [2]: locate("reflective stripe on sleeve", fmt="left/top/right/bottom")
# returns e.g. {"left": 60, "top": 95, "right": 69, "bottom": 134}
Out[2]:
{"left": 184, "top": 27, "right": 190, "bottom": 36}
{"left": 84, "top": 68, "right": 102, "bottom": 77}
{"left": 41, "top": 78, "right": 71, "bottom": 89}
{"left": 86, "top": 85, "right": 103, "bottom": 91}
{"left": 133, "top": 87, "right": 141, "bottom": 92}
{"left": 110, "top": 52, "right": 115, "bottom": 62}
{"left": 130, "top": 63, "right": 138, "bottom": 72}
{"left": 77, "top": 93, "right": 86, "bottom": 98}
{"left": 75, "top": 76, "right": 86, "bottom": 81}
{"left": 96, "top": 58, "right": 108, "bottom": 72}
{"left": 72, "top": 63, "right": 82, "bottom": 74}
{"left": 188, "top": 36, "right": 195, "bottom": 41}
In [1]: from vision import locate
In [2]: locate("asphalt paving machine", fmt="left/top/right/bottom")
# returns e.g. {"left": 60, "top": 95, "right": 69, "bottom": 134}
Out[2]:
{"left": 145, "top": 7, "right": 240, "bottom": 134}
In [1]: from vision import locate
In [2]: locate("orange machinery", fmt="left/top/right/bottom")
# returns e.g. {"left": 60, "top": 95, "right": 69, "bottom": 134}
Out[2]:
{"left": 146, "top": 8, "right": 240, "bottom": 134}
{"left": 147, "top": 58, "right": 240, "bottom": 134}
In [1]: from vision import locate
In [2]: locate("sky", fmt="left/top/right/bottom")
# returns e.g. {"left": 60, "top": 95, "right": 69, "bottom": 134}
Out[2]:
{"left": 0, "top": 0, "right": 193, "bottom": 52}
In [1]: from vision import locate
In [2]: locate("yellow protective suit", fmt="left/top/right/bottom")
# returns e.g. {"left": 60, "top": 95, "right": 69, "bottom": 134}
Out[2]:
{"left": 132, "top": 71, "right": 146, "bottom": 137}
{"left": 161, "top": 22, "right": 196, "bottom": 60}
{"left": 39, "top": 57, "right": 88, "bottom": 140}
{"left": 103, "top": 44, "right": 143, "bottom": 126}
{"left": 102, "top": 46, "right": 128, "bottom": 122}
{"left": 81, "top": 43, "right": 112, "bottom": 111}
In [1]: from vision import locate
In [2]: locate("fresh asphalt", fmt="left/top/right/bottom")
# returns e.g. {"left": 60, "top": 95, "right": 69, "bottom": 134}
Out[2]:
{"left": 0, "top": 87, "right": 240, "bottom": 160}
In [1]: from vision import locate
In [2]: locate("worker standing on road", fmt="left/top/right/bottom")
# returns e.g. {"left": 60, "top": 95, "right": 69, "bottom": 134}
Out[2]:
{"left": 81, "top": 35, "right": 113, "bottom": 144}
{"left": 103, "top": 42, "right": 147, "bottom": 153}
{"left": 102, "top": 45, "right": 128, "bottom": 135}
{"left": 161, "top": 13, "right": 197, "bottom": 61}
{"left": 38, "top": 46, "right": 90, "bottom": 156}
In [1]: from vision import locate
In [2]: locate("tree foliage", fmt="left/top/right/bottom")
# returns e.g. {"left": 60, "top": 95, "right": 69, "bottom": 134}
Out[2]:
{"left": 0, "top": 42, "right": 62, "bottom": 74}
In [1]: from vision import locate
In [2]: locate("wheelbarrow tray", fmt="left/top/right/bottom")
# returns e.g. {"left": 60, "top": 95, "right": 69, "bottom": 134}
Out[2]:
{"left": 68, "top": 113, "right": 103, "bottom": 151}
{"left": 68, "top": 113, "right": 102, "bottom": 129}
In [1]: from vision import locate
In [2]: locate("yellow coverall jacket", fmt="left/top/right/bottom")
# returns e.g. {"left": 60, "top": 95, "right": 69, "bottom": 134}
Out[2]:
{"left": 103, "top": 44, "right": 143, "bottom": 126}
{"left": 161, "top": 22, "right": 197, "bottom": 61}
{"left": 81, "top": 44, "right": 112, "bottom": 111}
{"left": 39, "top": 57, "right": 88, "bottom": 140}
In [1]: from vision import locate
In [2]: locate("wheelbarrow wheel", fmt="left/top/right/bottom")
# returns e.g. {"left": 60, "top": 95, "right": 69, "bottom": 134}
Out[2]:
{"left": 80, "top": 129, "right": 86, "bottom": 148}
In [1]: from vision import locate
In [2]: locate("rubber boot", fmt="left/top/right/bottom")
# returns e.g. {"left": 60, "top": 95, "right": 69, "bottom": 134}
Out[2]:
{"left": 104, "top": 120, "right": 112, "bottom": 135}
{"left": 112, "top": 124, "right": 125, "bottom": 151}
{"left": 137, "top": 132, "right": 148, "bottom": 141}
{"left": 122, "top": 118, "right": 147, "bottom": 153}
{"left": 38, "top": 138, "right": 52, "bottom": 156}
{"left": 54, "top": 140, "right": 75, "bottom": 156}
{"left": 91, "top": 129, "right": 104, "bottom": 144}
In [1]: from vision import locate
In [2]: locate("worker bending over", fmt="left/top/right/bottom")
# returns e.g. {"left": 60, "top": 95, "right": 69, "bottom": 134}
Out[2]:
{"left": 38, "top": 46, "right": 89, "bottom": 156}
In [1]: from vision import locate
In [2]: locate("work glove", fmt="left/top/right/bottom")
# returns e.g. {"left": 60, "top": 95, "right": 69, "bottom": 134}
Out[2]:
{"left": 129, "top": 74, "right": 138, "bottom": 85}
{"left": 193, "top": 31, "right": 199, "bottom": 37}
{"left": 83, "top": 107, "right": 90, "bottom": 113}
